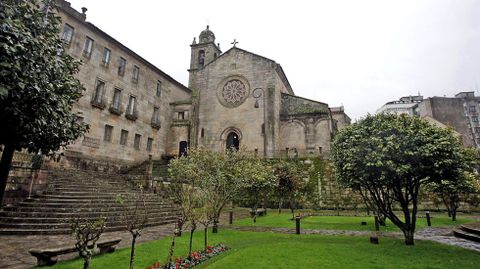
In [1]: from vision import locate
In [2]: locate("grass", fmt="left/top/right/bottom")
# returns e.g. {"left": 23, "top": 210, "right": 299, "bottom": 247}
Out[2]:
{"left": 233, "top": 212, "right": 475, "bottom": 232}
{"left": 42, "top": 229, "right": 480, "bottom": 269}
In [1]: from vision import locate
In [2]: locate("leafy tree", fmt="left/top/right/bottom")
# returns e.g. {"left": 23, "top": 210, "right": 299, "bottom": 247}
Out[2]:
{"left": 169, "top": 148, "right": 245, "bottom": 233}
{"left": 238, "top": 157, "right": 275, "bottom": 222}
{"left": 428, "top": 148, "right": 479, "bottom": 221}
{"left": 332, "top": 114, "right": 465, "bottom": 245}
{"left": 0, "top": 0, "right": 88, "bottom": 206}
{"left": 272, "top": 160, "right": 309, "bottom": 219}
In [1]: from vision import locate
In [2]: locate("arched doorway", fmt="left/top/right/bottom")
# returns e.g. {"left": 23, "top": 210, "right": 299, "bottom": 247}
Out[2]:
{"left": 179, "top": 141, "right": 188, "bottom": 156}
{"left": 226, "top": 132, "right": 239, "bottom": 151}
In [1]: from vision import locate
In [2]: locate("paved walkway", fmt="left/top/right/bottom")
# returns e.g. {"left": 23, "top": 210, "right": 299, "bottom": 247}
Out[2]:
{"left": 0, "top": 224, "right": 175, "bottom": 269}
{"left": 227, "top": 225, "right": 480, "bottom": 252}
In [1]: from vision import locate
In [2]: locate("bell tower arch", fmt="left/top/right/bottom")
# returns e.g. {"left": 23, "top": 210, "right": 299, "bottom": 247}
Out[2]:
{"left": 188, "top": 25, "right": 222, "bottom": 73}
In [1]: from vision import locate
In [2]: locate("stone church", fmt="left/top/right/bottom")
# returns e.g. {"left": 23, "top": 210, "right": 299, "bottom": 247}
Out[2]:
{"left": 54, "top": 1, "right": 350, "bottom": 168}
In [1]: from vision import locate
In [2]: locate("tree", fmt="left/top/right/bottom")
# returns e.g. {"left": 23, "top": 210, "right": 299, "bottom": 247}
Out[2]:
{"left": 238, "top": 157, "right": 275, "bottom": 222}
{"left": 272, "top": 160, "right": 309, "bottom": 219}
{"left": 169, "top": 148, "right": 245, "bottom": 233}
{"left": 428, "top": 148, "right": 480, "bottom": 221}
{"left": 70, "top": 217, "right": 106, "bottom": 269}
{"left": 332, "top": 114, "right": 465, "bottom": 245}
{"left": 116, "top": 189, "right": 148, "bottom": 269}
{"left": 0, "top": 0, "right": 88, "bottom": 206}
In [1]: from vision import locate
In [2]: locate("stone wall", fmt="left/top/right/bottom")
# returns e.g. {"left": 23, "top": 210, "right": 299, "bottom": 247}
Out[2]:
{"left": 55, "top": 1, "right": 191, "bottom": 166}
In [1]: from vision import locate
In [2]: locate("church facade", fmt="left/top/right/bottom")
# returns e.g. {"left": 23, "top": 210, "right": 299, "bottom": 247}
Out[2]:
{"left": 55, "top": 1, "right": 350, "bottom": 168}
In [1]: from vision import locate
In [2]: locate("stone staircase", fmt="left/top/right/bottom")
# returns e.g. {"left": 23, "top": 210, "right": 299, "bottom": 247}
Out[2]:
{"left": 0, "top": 169, "right": 180, "bottom": 235}
{"left": 453, "top": 222, "right": 480, "bottom": 243}
{"left": 123, "top": 157, "right": 171, "bottom": 181}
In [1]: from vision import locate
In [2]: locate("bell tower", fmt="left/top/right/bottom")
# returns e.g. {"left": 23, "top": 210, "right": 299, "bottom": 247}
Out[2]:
{"left": 188, "top": 25, "right": 222, "bottom": 73}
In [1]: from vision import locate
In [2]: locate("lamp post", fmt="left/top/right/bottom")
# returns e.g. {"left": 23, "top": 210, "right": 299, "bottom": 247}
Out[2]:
{"left": 252, "top": 88, "right": 266, "bottom": 157}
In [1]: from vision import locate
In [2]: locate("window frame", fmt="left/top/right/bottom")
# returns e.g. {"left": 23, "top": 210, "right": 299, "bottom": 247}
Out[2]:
{"left": 104, "top": 125, "right": 113, "bottom": 142}
{"left": 118, "top": 57, "right": 126, "bottom": 76}
{"left": 102, "top": 47, "right": 111, "bottom": 66}
{"left": 61, "top": 24, "right": 74, "bottom": 45}
{"left": 83, "top": 36, "right": 94, "bottom": 58}
{"left": 120, "top": 129, "right": 129, "bottom": 146}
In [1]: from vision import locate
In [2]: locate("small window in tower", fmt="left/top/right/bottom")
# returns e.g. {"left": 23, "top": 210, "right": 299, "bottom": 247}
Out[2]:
{"left": 198, "top": 50, "right": 205, "bottom": 67}
{"left": 214, "top": 53, "right": 217, "bottom": 59}
{"left": 178, "top": 111, "right": 185, "bottom": 120}
{"left": 201, "top": 128, "right": 205, "bottom": 138}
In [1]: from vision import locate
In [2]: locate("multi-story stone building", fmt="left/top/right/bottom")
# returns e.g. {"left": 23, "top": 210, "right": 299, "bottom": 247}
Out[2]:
{"left": 413, "top": 92, "right": 480, "bottom": 148}
{"left": 54, "top": 1, "right": 350, "bottom": 167}
{"left": 55, "top": 1, "right": 191, "bottom": 169}
{"left": 378, "top": 92, "right": 480, "bottom": 148}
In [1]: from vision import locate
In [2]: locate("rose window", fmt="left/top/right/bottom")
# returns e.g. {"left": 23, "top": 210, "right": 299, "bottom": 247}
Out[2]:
{"left": 222, "top": 80, "right": 247, "bottom": 106}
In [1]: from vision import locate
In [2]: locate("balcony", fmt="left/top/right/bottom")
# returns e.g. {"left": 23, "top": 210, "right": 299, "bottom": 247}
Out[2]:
{"left": 151, "top": 119, "right": 161, "bottom": 129}
{"left": 125, "top": 110, "right": 138, "bottom": 121}
{"left": 90, "top": 98, "right": 106, "bottom": 110}
{"left": 108, "top": 103, "right": 123, "bottom": 116}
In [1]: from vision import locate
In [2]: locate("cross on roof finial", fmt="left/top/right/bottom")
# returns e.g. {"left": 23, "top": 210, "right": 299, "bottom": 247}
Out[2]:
{"left": 231, "top": 39, "right": 238, "bottom": 47}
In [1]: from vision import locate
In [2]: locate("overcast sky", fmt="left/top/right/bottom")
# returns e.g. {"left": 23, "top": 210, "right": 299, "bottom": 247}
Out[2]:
{"left": 66, "top": 0, "right": 480, "bottom": 121}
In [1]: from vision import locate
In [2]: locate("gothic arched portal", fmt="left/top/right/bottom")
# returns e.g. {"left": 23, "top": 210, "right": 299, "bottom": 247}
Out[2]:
{"left": 226, "top": 132, "right": 239, "bottom": 151}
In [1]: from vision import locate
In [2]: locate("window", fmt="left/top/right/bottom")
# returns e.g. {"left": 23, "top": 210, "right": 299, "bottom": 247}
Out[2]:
{"left": 120, "top": 129, "right": 128, "bottom": 145}
{"left": 83, "top": 36, "right": 94, "bottom": 57}
{"left": 92, "top": 79, "right": 105, "bottom": 106}
{"left": 102, "top": 48, "right": 111, "bottom": 66}
{"left": 147, "top": 138, "right": 153, "bottom": 152}
{"left": 127, "top": 96, "right": 137, "bottom": 115}
{"left": 472, "top": 116, "right": 479, "bottom": 123}
{"left": 104, "top": 125, "right": 113, "bottom": 142}
{"left": 178, "top": 111, "right": 185, "bottom": 120}
{"left": 198, "top": 50, "right": 205, "bottom": 67}
{"left": 152, "top": 107, "right": 160, "bottom": 123}
{"left": 134, "top": 134, "right": 141, "bottom": 150}
{"left": 118, "top": 57, "right": 126, "bottom": 76}
{"left": 201, "top": 128, "right": 205, "bottom": 138}
{"left": 132, "top": 65, "right": 139, "bottom": 83}
{"left": 261, "top": 123, "right": 265, "bottom": 135}
{"left": 475, "top": 127, "right": 480, "bottom": 134}
{"left": 469, "top": 105, "right": 477, "bottom": 113}
{"left": 156, "top": 81, "right": 162, "bottom": 97}
{"left": 112, "top": 88, "right": 122, "bottom": 109}
{"left": 60, "top": 24, "right": 74, "bottom": 44}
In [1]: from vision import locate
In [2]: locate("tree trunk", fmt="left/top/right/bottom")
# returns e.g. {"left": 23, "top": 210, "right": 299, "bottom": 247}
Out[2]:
{"left": 83, "top": 256, "right": 90, "bottom": 269}
{"left": 165, "top": 235, "right": 176, "bottom": 269}
{"left": 204, "top": 226, "right": 208, "bottom": 250}
{"left": 278, "top": 199, "right": 282, "bottom": 214}
{"left": 188, "top": 225, "right": 196, "bottom": 258}
{"left": 212, "top": 218, "right": 218, "bottom": 233}
{"left": 252, "top": 203, "right": 258, "bottom": 223}
{"left": 403, "top": 229, "right": 415, "bottom": 245}
{"left": 129, "top": 234, "right": 138, "bottom": 269}
{"left": 452, "top": 209, "right": 457, "bottom": 221}
{"left": 0, "top": 144, "right": 15, "bottom": 208}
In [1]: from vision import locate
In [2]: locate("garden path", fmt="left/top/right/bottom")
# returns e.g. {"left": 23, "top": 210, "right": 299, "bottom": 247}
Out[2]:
{"left": 226, "top": 225, "right": 480, "bottom": 252}
{"left": 0, "top": 223, "right": 174, "bottom": 269}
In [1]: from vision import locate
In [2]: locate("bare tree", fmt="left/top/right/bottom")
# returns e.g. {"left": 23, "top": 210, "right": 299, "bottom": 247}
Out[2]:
{"left": 116, "top": 189, "right": 148, "bottom": 269}
{"left": 70, "top": 217, "right": 106, "bottom": 269}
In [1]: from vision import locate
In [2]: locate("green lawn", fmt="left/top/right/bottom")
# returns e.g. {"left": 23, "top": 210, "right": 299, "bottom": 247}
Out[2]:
{"left": 42, "top": 229, "right": 480, "bottom": 269}
{"left": 233, "top": 212, "right": 474, "bottom": 232}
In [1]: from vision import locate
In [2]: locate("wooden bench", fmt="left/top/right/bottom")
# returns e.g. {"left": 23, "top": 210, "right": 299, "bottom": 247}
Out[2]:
{"left": 249, "top": 208, "right": 266, "bottom": 217}
{"left": 29, "top": 237, "right": 121, "bottom": 266}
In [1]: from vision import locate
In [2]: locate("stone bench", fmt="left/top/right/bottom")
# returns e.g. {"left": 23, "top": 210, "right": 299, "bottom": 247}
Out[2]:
{"left": 249, "top": 208, "right": 266, "bottom": 217}
{"left": 29, "top": 237, "right": 121, "bottom": 266}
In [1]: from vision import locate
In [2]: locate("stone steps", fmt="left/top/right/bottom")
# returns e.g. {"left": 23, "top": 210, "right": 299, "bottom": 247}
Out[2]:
{"left": 0, "top": 208, "right": 179, "bottom": 218}
{"left": 0, "top": 219, "right": 176, "bottom": 235}
{"left": 0, "top": 168, "right": 180, "bottom": 235}
{"left": 453, "top": 222, "right": 480, "bottom": 243}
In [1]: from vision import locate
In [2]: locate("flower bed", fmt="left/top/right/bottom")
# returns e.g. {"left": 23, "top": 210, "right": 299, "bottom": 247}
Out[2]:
{"left": 147, "top": 244, "right": 230, "bottom": 269}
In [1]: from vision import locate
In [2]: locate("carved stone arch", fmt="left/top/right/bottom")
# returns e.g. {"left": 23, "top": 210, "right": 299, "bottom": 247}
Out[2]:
{"left": 220, "top": 127, "right": 242, "bottom": 150}
{"left": 220, "top": 127, "right": 243, "bottom": 141}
